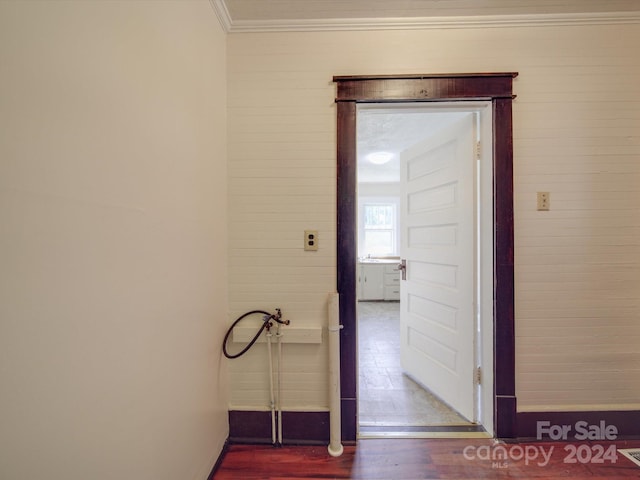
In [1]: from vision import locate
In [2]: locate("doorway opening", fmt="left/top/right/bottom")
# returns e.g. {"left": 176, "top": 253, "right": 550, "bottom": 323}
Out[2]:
{"left": 334, "top": 73, "right": 518, "bottom": 443}
{"left": 356, "top": 103, "right": 493, "bottom": 438}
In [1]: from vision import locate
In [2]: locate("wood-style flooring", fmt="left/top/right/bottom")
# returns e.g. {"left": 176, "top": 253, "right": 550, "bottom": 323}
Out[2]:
{"left": 212, "top": 438, "right": 640, "bottom": 479}
{"left": 358, "top": 301, "right": 468, "bottom": 428}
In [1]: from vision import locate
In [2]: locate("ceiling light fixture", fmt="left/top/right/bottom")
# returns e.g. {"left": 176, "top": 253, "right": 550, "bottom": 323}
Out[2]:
{"left": 366, "top": 151, "right": 393, "bottom": 165}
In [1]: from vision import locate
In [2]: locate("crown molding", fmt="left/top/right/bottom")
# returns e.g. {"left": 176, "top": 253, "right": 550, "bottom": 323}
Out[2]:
{"left": 209, "top": 0, "right": 232, "bottom": 32}
{"left": 211, "top": 8, "right": 640, "bottom": 34}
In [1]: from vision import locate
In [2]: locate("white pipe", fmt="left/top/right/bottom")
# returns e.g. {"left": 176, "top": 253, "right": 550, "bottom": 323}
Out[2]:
{"left": 327, "top": 292, "right": 344, "bottom": 457}
{"left": 266, "top": 329, "right": 277, "bottom": 445}
{"left": 276, "top": 325, "right": 283, "bottom": 445}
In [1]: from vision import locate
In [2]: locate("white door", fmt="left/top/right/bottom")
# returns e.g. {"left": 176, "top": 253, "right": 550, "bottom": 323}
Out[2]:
{"left": 399, "top": 114, "right": 476, "bottom": 422}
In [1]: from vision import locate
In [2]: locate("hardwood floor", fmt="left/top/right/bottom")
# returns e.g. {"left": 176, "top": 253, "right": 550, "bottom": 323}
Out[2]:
{"left": 212, "top": 438, "right": 640, "bottom": 479}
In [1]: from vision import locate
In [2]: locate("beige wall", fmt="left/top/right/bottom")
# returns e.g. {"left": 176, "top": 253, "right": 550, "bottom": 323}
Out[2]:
{"left": 228, "top": 23, "right": 640, "bottom": 412}
{"left": 0, "top": 1, "right": 228, "bottom": 479}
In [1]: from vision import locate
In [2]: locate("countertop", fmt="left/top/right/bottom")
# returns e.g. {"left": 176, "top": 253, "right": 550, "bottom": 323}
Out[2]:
{"left": 358, "top": 258, "right": 400, "bottom": 264}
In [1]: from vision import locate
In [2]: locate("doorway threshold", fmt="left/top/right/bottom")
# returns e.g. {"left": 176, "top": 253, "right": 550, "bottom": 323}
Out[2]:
{"left": 359, "top": 424, "right": 490, "bottom": 439}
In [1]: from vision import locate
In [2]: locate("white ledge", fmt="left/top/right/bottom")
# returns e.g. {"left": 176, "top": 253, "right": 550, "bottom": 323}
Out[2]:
{"left": 233, "top": 326, "right": 323, "bottom": 344}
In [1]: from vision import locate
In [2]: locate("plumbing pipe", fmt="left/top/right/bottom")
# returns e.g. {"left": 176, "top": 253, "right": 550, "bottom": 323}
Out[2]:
{"left": 266, "top": 328, "right": 277, "bottom": 445}
{"left": 276, "top": 324, "right": 283, "bottom": 446}
{"left": 222, "top": 309, "right": 290, "bottom": 447}
{"left": 327, "top": 292, "right": 344, "bottom": 457}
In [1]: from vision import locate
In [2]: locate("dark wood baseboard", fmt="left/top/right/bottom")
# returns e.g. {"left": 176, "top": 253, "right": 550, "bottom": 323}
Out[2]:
{"left": 495, "top": 395, "right": 517, "bottom": 438}
{"left": 207, "top": 439, "right": 229, "bottom": 480}
{"left": 229, "top": 410, "right": 330, "bottom": 445}
{"left": 228, "top": 409, "right": 640, "bottom": 447}
{"left": 517, "top": 410, "right": 640, "bottom": 440}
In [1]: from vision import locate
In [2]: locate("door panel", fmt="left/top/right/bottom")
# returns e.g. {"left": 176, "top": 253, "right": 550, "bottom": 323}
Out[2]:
{"left": 399, "top": 114, "right": 476, "bottom": 422}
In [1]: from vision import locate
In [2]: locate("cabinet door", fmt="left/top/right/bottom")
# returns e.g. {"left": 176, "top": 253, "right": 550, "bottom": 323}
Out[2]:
{"left": 360, "top": 264, "right": 384, "bottom": 300}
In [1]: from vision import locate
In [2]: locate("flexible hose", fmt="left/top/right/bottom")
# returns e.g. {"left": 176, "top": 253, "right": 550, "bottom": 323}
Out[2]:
{"left": 222, "top": 310, "right": 273, "bottom": 359}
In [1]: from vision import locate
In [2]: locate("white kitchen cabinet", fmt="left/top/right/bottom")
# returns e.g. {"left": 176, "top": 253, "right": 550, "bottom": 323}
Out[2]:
{"left": 358, "top": 263, "right": 385, "bottom": 300}
{"left": 383, "top": 264, "right": 401, "bottom": 300}
{"left": 358, "top": 262, "right": 401, "bottom": 301}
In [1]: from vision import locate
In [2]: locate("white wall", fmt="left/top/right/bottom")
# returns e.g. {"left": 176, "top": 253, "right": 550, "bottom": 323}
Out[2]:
{"left": 228, "top": 22, "right": 640, "bottom": 413}
{"left": 0, "top": 2, "right": 228, "bottom": 479}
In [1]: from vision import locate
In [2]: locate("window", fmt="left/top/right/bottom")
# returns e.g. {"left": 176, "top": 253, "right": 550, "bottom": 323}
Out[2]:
{"left": 358, "top": 198, "right": 399, "bottom": 257}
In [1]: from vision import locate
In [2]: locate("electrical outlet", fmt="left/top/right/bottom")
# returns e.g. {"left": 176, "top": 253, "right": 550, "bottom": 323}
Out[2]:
{"left": 537, "top": 192, "right": 550, "bottom": 211}
{"left": 304, "top": 230, "right": 318, "bottom": 251}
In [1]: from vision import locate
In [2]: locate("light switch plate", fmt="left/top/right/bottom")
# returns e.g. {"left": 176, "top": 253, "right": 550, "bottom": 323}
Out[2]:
{"left": 537, "top": 192, "right": 550, "bottom": 211}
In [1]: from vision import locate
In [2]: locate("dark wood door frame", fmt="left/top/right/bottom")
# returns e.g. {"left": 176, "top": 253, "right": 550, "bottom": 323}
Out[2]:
{"left": 333, "top": 73, "right": 518, "bottom": 441}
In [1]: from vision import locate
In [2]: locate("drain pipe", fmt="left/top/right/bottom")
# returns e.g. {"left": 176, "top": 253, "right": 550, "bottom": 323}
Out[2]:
{"left": 327, "top": 292, "right": 344, "bottom": 457}
{"left": 266, "top": 326, "right": 277, "bottom": 445}
{"left": 276, "top": 322, "right": 284, "bottom": 446}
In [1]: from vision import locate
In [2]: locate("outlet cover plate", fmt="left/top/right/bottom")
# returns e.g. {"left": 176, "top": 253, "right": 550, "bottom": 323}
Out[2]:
{"left": 304, "top": 230, "right": 318, "bottom": 251}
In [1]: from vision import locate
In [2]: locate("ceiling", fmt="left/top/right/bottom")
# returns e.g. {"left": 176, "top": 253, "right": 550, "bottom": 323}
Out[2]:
{"left": 356, "top": 106, "right": 472, "bottom": 183}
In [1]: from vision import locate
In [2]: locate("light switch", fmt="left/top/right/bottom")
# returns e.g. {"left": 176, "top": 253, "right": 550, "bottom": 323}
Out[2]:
{"left": 304, "top": 230, "right": 318, "bottom": 251}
